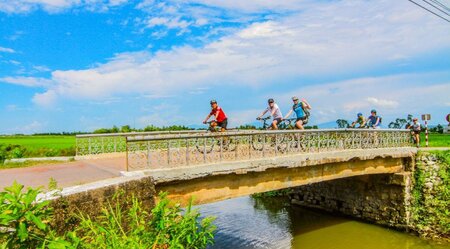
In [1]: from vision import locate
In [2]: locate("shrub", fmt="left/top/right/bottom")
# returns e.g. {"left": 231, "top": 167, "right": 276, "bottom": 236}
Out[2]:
{"left": 0, "top": 182, "right": 55, "bottom": 248}
{"left": 0, "top": 182, "right": 216, "bottom": 249}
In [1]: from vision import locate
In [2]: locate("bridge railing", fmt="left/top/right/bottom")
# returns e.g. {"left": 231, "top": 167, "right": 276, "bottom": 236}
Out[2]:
{"left": 125, "top": 129, "right": 411, "bottom": 171}
{"left": 76, "top": 130, "right": 203, "bottom": 157}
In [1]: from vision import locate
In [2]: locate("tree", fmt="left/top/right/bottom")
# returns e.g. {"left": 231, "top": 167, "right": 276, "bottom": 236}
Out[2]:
{"left": 336, "top": 119, "right": 349, "bottom": 128}
{"left": 389, "top": 118, "right": 407, "bottom": 129}
{"left": 389, "top": 114, "right": 412, "bottom": 129}
{"left": 121, "top": 125, "right": 131, "bottom": 133}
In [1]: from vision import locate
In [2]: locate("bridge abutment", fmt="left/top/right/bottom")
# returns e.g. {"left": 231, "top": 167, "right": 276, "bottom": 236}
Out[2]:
{"left": 289, "top": 172, "right": 412, "bottom": 230}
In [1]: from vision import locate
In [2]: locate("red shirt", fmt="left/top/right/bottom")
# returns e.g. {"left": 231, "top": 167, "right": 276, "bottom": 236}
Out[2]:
{"left": 210, "top": 106, "right": 227, "bottom": 122}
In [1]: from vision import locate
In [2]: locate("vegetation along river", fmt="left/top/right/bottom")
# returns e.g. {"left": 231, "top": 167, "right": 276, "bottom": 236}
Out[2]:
{"left": 197, "top": 196, "right": 448, "bottom": 249}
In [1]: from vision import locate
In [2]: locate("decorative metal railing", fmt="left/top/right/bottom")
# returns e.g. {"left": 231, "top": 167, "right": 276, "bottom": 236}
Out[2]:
{"left": 125, "top": 129, "right": 411, "bottom": 171}
{"left": 75, "top": 131, "right": 203, "bottom": 156}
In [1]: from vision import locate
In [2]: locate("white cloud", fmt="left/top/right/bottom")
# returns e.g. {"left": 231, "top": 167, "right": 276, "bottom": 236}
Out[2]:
{"left": 280, "top": 73, "right": 450, "bottom": 124}
{"left": 0, "top": 0, "right": 128, "bottom": 13}
{"left": 8, "top": 121, "right": 45, "bottom": 134}
{"left": 2, "top": 0, "right": 449, "bottom": 113}
{"left": 32, "top": 90, "right": 58, "bottom": 107}
{"left": 0, "top": 76, "right": 53, "bottom": 87}
{"left": 366, "top": 97, "right": 399, "bottom": 109}
{"left": 146, "top": 17, "right": 190, "bottom": 29}
{"left": 0, "top": 46, "right": 15, "bottom": 53}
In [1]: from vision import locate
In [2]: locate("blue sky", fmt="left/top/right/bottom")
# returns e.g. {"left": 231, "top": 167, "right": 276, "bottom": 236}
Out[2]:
{"left": 0, "top": 0, "right": 449, "bottom": 134}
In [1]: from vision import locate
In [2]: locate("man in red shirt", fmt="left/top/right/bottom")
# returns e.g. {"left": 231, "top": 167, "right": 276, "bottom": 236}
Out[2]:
{"left": 203, "top": 100, "right": 228, "bottom": 132}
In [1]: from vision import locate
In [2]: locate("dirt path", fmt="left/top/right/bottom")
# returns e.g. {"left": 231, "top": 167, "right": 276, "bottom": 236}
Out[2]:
{"left": 0, "top": 157, "right": 126, "bottom": 190}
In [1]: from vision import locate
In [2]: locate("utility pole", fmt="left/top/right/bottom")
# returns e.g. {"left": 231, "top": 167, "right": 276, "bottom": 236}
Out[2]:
{"left": 421, "top": 114, "right": 431, "bottom": 147}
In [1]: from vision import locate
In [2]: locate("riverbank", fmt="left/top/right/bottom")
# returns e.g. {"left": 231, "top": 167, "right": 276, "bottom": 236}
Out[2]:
{"left": 411, "top": 150, "right": 450, "bottom": 242}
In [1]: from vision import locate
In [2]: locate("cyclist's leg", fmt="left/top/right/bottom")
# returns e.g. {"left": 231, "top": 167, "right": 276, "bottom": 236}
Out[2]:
{"left": 272, "top": 119, "right": 279, "bottom": 130}
{"left": 219, "top": 119, "right": 227, "bottom": 132}
{"left": 295, "top": 119, "right": 304, "bottom": 130}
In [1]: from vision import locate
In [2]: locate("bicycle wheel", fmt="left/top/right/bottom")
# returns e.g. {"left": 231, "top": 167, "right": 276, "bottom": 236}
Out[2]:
{"left": 251, "top": 134, "right": 265, "bottom": 151}
{"left": 195, "top": 137, "right": 216, "bottom": 154}
{"left": 222, "top": 137, "right": 237, "bottom": 151}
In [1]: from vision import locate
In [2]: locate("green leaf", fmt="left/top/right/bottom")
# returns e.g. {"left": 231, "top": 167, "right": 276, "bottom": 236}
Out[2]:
{"left": 31, "top": 213, "right": 47, "bottom": 230}
{"left": 18, "top": 222, "right": 28, "bottom": 241}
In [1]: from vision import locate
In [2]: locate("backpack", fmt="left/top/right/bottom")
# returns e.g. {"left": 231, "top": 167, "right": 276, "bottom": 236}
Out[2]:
{"left": 301, "top": 102, "right": 310, "bottom": 118}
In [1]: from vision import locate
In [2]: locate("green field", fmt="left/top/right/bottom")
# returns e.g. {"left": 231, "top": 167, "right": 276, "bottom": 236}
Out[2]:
{"left": 0, "top": 135, "right": 75, "bottom": 149}
{"left": 0, "top": 135, "right": 76, "bottom": 161}
{"left": 419, "top": 133, "right": 450, "bottom": 147}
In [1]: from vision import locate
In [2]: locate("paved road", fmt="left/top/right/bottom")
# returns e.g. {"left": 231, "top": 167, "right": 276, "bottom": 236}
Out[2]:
{"left": 0, "top": 157, "right": 125, "bottom": 190}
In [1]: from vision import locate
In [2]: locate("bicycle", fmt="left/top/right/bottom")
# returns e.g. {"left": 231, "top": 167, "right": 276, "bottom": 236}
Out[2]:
{"left": 252, "top": 117, "right": 286, "bottom": 151}
{"left": 195, "top": 121, "right": 236, "bottom": 154}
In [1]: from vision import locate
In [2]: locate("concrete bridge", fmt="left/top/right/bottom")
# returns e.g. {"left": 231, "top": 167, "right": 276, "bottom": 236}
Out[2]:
{"left": 63, "top": 129, "right": 415, "bottom": 204}
{"left": 40, "top": 129, "right": 418, "bottom": 229}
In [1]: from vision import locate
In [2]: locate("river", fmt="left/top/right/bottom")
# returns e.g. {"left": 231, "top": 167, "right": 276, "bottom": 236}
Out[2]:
{"left": 197, "top": 196, "right": 448, "bottom": 249}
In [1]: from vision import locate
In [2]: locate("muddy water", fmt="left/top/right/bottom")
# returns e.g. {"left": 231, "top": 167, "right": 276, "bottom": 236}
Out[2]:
{"left": 197, "top": 196, "right": 448, "bottom": 249}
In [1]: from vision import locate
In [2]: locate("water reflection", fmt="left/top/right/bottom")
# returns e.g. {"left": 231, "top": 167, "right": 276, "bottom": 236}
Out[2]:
{"left": 196, "top": 196, "right": 448, "bottom": 249}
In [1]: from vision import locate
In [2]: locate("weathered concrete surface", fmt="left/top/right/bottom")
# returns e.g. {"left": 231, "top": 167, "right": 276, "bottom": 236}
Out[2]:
{"left": 40, "top": 175, "right": 156, "bottom": 233}
{"left": 142, "top": 148, "right": 416, "bottom": 184}
{"left": 147, "top": 148, "right": 416, "bottom": 205}
{"left": 289, "top": 173, "right": 413, "bottom": 230}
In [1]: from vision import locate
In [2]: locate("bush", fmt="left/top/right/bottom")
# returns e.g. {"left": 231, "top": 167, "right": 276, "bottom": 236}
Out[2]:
{"left": 411, "top": 151, "right": 450, "bottom": 241}
{"left": 0, "top": 182, "right": 56, "bottom": 248}
{"left": 0, "top": 183, "right": 216, "bottom": 249}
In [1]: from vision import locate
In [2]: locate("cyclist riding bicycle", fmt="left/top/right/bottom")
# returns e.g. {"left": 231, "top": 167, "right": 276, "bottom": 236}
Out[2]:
{"left": 283, "top": 96, "right": 312, "bottom": 130}
{"left": 257, "top": 98, "right": 283, "bottom": 130}
{"left": 367, "top": 109, "right": 381, "bottom": 129}
{"left": 203, "top": 100, "right": 228, "bottom": 132}
{"left": 410, "top": 118, "right": 421, "bottom": 148}
{"left": 350, "top": 113, "right": 367, "bottom": 128}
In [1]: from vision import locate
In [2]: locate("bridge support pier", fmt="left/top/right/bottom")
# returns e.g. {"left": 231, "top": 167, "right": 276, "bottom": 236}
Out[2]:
{"left": 289, "top": 173, "right": 412, "bottom": 230}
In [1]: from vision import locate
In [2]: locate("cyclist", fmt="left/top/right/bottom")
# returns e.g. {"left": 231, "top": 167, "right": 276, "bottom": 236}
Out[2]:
{"left": 367, "top": 109, "right": 381, "bottom": 129}
{"left": 410, "top": 118, "right": 421, "bottom": 147}
{"left": 283, "top": 96, "right": 312, "bottom": 129}
{"left": 350, "top": 113, "right": 367, "bottom": 128}
{"left": 257, "top": 98, "right": 283, "bottom": 130}
{"left": 203, "top": 100, "right": 228, "bottom": 132}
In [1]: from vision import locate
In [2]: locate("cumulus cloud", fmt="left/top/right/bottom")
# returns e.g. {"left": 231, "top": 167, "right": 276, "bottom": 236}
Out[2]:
{"left": 32, "top": 90, "right": 58, "bottom": 107}
{"left": 14, "top": 0, "right": 448, "bottom": 106}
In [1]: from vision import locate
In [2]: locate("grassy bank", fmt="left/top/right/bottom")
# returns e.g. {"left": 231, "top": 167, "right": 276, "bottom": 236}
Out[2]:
{"left": 0, "top": 183, "right": 216, "bottom": 248}
{"left": 411, "top": 150, "right": 450, "bottom": 242}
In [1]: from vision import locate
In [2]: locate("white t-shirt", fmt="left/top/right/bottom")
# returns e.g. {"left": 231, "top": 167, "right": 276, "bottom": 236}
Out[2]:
{"left": 266, "top": 104, "right": 283, "bottom": 119}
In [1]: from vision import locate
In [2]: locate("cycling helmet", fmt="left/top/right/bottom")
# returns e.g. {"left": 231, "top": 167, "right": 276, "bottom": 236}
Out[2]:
{"left": 371, "top": 109, "right": 377, "bottom": 113}
{"left": 357, "top": 112, "right": 363, "bottom": 117}
{"left": 268, "top": 98, "right": 274, "bottom": 103}
{"left": 210, "top": 99, "right": 217, "bottom": 104}
{"left": 292, "top": 96, "right": 299, "bottom": 101}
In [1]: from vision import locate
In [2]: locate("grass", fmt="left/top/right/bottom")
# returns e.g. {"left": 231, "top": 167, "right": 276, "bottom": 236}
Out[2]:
{"left": 419, "top": 133, "right": 450, "bottom": 147}
{"left": 0, "top": 135, "right": 75, "bottom": 150}
{"left": 1, "top": 160, "right": 71, "bottom": 170}
{"left": 0, "top": 135, "right": 76, "bottom": 161}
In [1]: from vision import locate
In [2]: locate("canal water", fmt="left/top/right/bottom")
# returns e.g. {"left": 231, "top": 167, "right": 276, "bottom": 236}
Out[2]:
{"left": 197, "top": 196, "right": 448, "bottom": 249}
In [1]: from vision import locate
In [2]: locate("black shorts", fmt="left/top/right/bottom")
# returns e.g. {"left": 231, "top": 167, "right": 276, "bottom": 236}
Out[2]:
{"left": 413, "top": 130, "right": 420, "bottom": 135}
{"left": 296, "top": 117, "right": 308, "bottom": 125}
{"left": 217, "top": 119, "right": 228, "bottom": 129}
{"left": 274, "top": 118, "right": 282, "bottom": 125}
